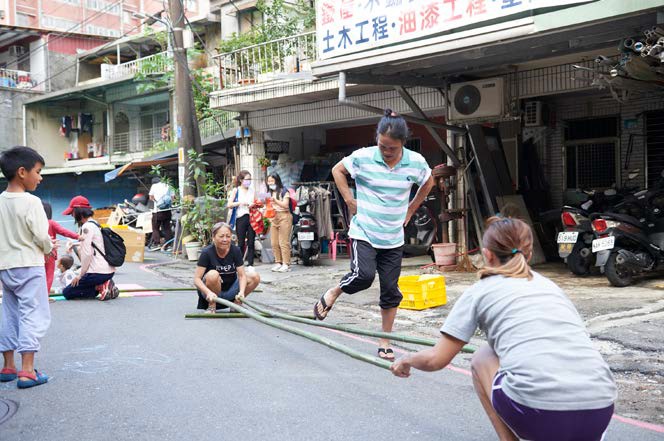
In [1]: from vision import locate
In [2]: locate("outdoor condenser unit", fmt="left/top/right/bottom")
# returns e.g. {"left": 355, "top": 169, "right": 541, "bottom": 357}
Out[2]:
{"left": 449, "top": 77, "right": 505, "bottom": 122}
{"left": 523, "top": 101, "right": 545, "bottom": 127}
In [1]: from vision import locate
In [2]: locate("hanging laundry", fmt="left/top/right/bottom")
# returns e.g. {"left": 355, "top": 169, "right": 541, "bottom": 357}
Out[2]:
{"left": 61, "top": 116, "right": 72, "bottom": 137}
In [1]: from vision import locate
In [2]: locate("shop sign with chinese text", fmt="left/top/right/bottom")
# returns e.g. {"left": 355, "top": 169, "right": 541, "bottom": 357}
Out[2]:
{"left": 317, "top": 0, "right": 592, "bottom": 60}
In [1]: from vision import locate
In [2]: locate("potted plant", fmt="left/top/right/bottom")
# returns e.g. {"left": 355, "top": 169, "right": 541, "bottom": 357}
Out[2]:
{"left": 180, "top": 150, "right": 228, "bottom": 260}
{"left": 258, "top": 157, "right": 271, "bottom": 171}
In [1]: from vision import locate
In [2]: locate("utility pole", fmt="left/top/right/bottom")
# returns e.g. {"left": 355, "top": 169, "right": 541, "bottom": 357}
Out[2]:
{"left": 168, "top": 0, "right": 204, "bottom": 198}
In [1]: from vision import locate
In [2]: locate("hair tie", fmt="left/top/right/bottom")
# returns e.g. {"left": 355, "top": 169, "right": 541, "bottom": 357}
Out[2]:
{"left": 511, "top": 248, "right": 521, "bottom": 255}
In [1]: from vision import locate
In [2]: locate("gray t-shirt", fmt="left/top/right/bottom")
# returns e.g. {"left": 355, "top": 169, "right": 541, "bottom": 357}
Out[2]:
{"left": 441, "top": 272, "right": 616, "bottom": 411}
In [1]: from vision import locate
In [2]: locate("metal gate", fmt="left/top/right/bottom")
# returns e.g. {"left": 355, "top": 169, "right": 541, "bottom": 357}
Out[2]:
{"left": 646, "top": 111, "right": 664, "bottom": 188}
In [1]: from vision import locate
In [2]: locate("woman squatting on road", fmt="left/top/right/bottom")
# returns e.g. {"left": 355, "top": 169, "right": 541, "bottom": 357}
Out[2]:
{"left": 391, "top": 216, "right": 616, "bottom": 441}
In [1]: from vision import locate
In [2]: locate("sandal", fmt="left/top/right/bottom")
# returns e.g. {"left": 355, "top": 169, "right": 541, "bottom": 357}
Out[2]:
{"left": 17, "top": 369, "right": 48, "bottom": 389}
{"left": 0, "top": 368, "right": 17, "bottom": 382}
{"left": 204, "top": 306, "right": 217, "bottom": 314}
{"left": 313, "top": 292, "right": 333, "bottom": 321}
{"left": 378, "top": 348, "right": 395, "bottom": 362}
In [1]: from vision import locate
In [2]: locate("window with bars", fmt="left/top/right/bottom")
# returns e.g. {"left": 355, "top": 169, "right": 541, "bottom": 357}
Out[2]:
{"left": 564, "top": 117, "right": 618, "bottom": 189}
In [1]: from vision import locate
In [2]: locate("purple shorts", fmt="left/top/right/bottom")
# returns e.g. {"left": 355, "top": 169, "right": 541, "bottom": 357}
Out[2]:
{"left": 491, "top": 373, "right": 614, "bottom": 441}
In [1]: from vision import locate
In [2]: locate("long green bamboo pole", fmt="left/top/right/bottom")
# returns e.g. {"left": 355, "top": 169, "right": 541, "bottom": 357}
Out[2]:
{"left": 185, "top": 312, "right": 315, "bottom": 319}
{"left": 213, "top": 297, "right": 393, "bottom": 370}
{"left": 49, "top": 287, "right": 263, "bottom": 297}
{"left": 242, "top": 298, "right": 476, "bottom": 354}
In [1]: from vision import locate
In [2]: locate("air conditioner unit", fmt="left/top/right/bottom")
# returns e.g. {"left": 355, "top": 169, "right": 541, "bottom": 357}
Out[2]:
{"left": 8, "top": 46, "right": 26, "bottom": 57}
{"left": 449, "top": 78, "right": 505, "bottom": 122}
{"left": 524, "top": 101, "right": 545, "bottom": 127}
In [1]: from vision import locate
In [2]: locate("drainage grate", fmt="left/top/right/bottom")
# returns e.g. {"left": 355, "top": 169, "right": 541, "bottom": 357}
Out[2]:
{"left": 0, "top": 398, "right": 18, "bottom": 425}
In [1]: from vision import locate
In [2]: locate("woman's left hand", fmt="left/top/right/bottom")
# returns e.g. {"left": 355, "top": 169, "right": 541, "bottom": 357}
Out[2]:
{"left": 70, "top": 275, "right": 81, "bottom": 287}
{"left": 390, "top": 358, "right": 411, "bottom": 378}
{"left": 234, "top": 292, "right": 245, "bottom": 304}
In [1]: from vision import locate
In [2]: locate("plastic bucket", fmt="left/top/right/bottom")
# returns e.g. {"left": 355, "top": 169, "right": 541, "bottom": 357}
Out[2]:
{"left": 432, "top": 243, "right": 457, "bottom": 266}
{"left": 185, "top": 242, "right": 202, "bottom": 261}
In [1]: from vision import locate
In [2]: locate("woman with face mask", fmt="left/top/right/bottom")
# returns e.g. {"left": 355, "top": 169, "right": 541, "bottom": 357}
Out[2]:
{"left": 266, "top": 173, "right": 292, "bottom": 272}
{"left": 227, "top": 170, "right": 256, "bottom": 268}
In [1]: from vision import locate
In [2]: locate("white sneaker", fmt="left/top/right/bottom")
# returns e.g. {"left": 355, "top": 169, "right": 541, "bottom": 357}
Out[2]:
{"left": 271, "top": 263, "right": 282, "bottom": 272}
{"left": 277, "top": 264, "right": 291, "bottom": 272}
{"left": 245, "top": 265, "right": 254, "bottom": 271}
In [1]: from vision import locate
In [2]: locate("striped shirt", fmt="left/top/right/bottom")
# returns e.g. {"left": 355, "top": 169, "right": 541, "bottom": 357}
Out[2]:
{"left": 342, "top": 146, "right": 431, "bottom": 249}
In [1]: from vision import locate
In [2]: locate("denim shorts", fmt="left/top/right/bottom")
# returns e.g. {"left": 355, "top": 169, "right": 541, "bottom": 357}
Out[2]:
{"left": 491, "top": 372, "right": 614, "bottom": 441}
{"left": 196, "top": 278, "right": 240, "bottom": 310}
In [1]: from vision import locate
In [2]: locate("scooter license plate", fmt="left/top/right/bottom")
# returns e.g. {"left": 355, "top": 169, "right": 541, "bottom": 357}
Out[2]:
{"left": 557, "top": 232, "right": 579, "bottom": 244}
{"left": 592, "top": 236, "right": 615, "bottom": 253}
{"left": 298, "top": 232, "right": 314, "bottom": 241}
{"left": 558, "top": 243, "right": 574, "bottom": 256}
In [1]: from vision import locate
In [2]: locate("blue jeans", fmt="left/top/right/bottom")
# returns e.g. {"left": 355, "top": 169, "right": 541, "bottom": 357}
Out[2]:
{"left": 196, "top": 278, "right": 240, "bottom": 310}
{"left": 62, "top": 273, "right": 114, "bottom": 300}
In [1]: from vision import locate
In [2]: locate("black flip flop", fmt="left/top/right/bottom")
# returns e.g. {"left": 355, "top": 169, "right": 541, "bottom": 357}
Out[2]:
{"left": 378, "top": 348, "right": 395, "bottom": 362}
{"left": 313, "top": 293, "right": 332, "bottom": 321}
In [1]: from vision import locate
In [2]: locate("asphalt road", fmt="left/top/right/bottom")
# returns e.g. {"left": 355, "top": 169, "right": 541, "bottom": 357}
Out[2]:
{"left": 0, "top": 258, "right": 662, "bottom": 440}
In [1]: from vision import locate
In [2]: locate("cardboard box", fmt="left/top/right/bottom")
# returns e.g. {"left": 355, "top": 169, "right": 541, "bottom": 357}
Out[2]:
{"left": 111, "top": 227, "right": 146, "bottom": 263}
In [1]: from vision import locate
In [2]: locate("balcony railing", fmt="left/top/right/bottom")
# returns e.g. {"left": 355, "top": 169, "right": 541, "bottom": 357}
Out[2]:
{"left": 198, "top": 112, "right": 239, "bottom": 139}
{"left": 0, "top": 68, "right": 45, "bottom": 91}
{"left": 101, "top": 51, "right": 173, "bottom": 81}
{"left": 107, "top": 127, "right": 165, "bottom": 157}
{"left": 214, "top": 32, "right": 316, "bottom": 90}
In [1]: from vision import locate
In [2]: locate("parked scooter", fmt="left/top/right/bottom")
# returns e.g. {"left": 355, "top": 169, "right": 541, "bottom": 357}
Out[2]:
{"left": 291, "top": 200, "right": 320, "bottom": 266}
{"left": 590, "top": 171, "right": 664, "bottom": 286}
{"left": 403, "top": 196, "right": 438, "bottom": 258}
{"left": 557, "top": 172, "right": 640, "bottom": 275}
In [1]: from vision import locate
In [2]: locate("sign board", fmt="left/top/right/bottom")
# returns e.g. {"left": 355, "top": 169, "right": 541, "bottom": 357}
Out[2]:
{"left": 317, "top": 0, "right": 592, "bottom": 60}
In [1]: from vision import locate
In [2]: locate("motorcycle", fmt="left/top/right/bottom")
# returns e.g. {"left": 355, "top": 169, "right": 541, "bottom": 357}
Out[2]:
{"left": 291, "top": 199, "right": 320, "bottom": 266}
{"left": 590, "top": 171, "right": 664, "bottom": 286}
{"left": 557, "top": 172, "right": 640, "bottom": 275}
{"left": 403, "top": 196, "right": 438, "bottom": 258}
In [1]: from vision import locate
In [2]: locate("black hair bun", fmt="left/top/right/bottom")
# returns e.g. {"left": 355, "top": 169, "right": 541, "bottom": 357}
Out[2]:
{"left": 384, "top": 108, "right": 394, "bottom": 117}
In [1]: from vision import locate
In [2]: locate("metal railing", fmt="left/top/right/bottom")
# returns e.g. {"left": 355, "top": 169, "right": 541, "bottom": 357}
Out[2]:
{"left": 101, "top": 51, "right": 173, "bottom": 81}
{"left": 0, "top": 68, "right": 44, "bottom": 91}
{"left": 107, "top": 127, "right": 165, "bottom": 157}
{"left": 198, "top": 112, "right": 239, "bottom": 139}
{"left": 215, "top": 32, "right": 316, "bottom": 90}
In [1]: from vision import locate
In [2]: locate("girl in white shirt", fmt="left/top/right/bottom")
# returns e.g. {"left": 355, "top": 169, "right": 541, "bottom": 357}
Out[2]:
{"left": 227, "top": 170, "right": 256, "bottom": 268}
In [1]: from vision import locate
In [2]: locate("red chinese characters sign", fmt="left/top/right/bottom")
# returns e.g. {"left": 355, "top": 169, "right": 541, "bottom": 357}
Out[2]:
{"left": 317, "top": 0, "right": 592, "bottom": 60}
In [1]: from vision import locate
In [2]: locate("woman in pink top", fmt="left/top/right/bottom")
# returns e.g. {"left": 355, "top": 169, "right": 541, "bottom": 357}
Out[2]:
{"left": 41, "top": 202, "right": 78, "bottom": 292}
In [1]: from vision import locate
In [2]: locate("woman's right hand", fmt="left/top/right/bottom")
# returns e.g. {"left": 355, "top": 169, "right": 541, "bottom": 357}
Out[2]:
{"left": 206, "top": 292, "right": 218, "bottom": 302}
{"left": 345, "top": 198, "right": 357, "bottom": 215}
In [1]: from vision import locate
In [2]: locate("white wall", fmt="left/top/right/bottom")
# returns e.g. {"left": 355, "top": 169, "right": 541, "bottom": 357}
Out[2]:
{"left": 29, "top": 38, "right": 47, "bottom": 89}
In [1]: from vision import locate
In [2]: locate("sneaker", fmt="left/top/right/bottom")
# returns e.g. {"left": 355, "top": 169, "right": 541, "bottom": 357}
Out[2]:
{"left": 148, "top": 245, "right": 161, "bottom": 252}
{"left": 277, "top": 264, "right": 291, "bottom": 272}
{"left": 245, "top": 265, "right": 254, "bottom": 271}
{"left": 108, "top": 280, "right": 120, "bottom": 299}
{"left": 98, "top": 280, "right": 111, "bottom": 301}
{"left": 271, "top": 263, "right": 282, "bottom": 272}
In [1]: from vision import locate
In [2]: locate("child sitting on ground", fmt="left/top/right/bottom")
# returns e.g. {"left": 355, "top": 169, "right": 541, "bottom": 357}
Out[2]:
{"left": 51, "top": 255, "right": 77, "bottom": 294}
{"left": 391, "top": 216, "right": 616, "bottom": 441}
{"left": 0, "top": 146, "right": 54, "bottom": 389}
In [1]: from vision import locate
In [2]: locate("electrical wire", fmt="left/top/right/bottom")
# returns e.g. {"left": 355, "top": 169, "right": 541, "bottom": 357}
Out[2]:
{"left": 13, "top": 0, "right": 125, "bottom": 67}
{"left": 29, "top": 20, "right": 145, "bottom": 91}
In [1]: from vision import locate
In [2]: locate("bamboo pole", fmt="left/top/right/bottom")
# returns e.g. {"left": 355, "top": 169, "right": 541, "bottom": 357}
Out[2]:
{"left": 185, "top": 312, "right": 315, "bottom": 319}
{"left": 242, "top": 299, "right": 476, "bottom": 354}
{"left": 213, "top": 297, "right": 394, "bottom": 370}
{"left": 49, "top": 287, "right": 262, "bottom": 297}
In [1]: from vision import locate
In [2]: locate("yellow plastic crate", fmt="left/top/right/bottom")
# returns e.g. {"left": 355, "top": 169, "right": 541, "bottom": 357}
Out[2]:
{"left": 398, "top": 275, "right": 447, "bottom": 310}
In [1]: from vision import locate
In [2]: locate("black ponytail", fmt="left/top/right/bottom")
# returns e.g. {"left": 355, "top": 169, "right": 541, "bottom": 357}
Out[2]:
{"left": 376, "top": 108, "right": 409, "bottom": 142}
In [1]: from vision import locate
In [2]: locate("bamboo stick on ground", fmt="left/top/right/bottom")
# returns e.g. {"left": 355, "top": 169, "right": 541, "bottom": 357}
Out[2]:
{"left": 213, "top": 297, "right": 394, "bottom": 370}
{"left": 242, "top": 298, "right": 476, "bottom": 354}
{"left": 185, "top": 312, "right": 315, "bottom": 319}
